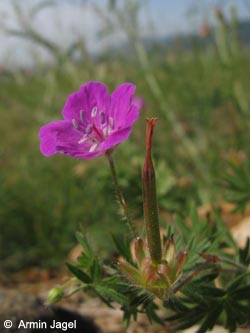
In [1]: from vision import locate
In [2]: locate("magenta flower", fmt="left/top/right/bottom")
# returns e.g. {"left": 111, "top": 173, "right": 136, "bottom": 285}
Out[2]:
{"left": 132, "top": 96, "right": 144, "bottom": 111}
{"left": 39, "top": 81, "right": 141, "bottom": 159}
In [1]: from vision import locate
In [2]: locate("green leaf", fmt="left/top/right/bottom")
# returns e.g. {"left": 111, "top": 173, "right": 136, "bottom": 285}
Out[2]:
{"left": 187, "top": 235, "right": 197, "bottom": 250}
{"left": 102, "top": 275, "right": 120, "bottom": 286}
{"left": 227, "top": 273, "right": 248, "bottom": 292}
{"left": 77, "top": 252, "right": 93, "bottom": 269}
{"left": 173, "top": 308, "right": 205, "bottom": 330}
{"left": 128, "top": 288, "right": 153, "bottom": 307}
{"left": 123, "top": 310, "right": 132, "bottom": 327}
{"left": 76, "top": 232, "right": 93, "bottom": 258}
{"left": 190, "top": 203, "right": 200, "bottom": 231}
{"left": 90, "top": 258, "right": 101, "bottom": 282}
{"left": 230, "top": 285, "right": 250, "bottom": 300}
{"left": 199, "top": 286, "right": 226, "bottom": 298}
{"left": 112, "top": 234, "right": 132, "bottom": 263}
{"left": 196, "top": 303, "right": 223, "bottom": 333}
{"left": 166, "top": 296, "right": 189, "bottom": 312}
{"left": 174, "top": 215, "right": 190, "bottom": 235}
{"left": 95, "top": 284, "right": 128, "bottom": 306}
{"left": 182, "top": 285, "right": 206, "bottom": 304}
{"left": 222, "top": 161, "right": 250, "bottom": 212}
{"left": 239, "top": 237, "right": 250, "bottom": 265}
{"left": 192, "top": 271, "right": 219, "bottom": 285}
{"left": 225, "top": 300, "right": 237, "bottom": 332}
{"left": 66, "top": 262, "right": 91, "bottom": 284}
{"left": 213, "top": 212, "right": 237, "bottom": 250}
{"left": 145, "top": 303, "right": 164, "bottom": 325}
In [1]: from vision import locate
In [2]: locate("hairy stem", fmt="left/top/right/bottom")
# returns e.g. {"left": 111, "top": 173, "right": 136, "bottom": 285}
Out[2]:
{"left": 106, "top": 151, "right": 136, "bottom": 238}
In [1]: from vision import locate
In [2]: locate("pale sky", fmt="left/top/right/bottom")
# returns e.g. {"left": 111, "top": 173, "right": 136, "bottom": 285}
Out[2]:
{"left": 0, "top": 0, "right": 249, "bottom": 68}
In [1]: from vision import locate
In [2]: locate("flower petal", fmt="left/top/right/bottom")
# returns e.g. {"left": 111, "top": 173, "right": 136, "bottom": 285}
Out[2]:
{"left": 126, "top": 104, "right": 139, "bottom": 127}
{"left": 62, "top": 82, "right": 110, "bottom": 122}
{"left": 39, "top": 121, "right": 66, "bottom": 156}
{"left": 110, "top": 83, "right": 136, "bottom": 128}
{"left": 101, "top": 127, "right": 132, "bottom": 151}
{"left": 132, "top": 96, "right": 144, "bottom": 111}
{"left": 56, "top": 146, "right": 103, "bottom": 159}
{"left": 39, "top": 120, "right": 82, "bottom": 157}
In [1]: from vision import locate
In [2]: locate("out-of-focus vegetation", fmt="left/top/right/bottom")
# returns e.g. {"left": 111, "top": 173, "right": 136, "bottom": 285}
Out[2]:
{"left": 1, "top": 0, "right": 250, "bottom": 271}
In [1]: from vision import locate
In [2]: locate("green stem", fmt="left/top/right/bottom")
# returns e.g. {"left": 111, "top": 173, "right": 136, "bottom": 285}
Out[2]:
{"left": 219, "top": 257, "right": 249, "bottom": 272}
{"left": 106, "top": 151, "right": 136, "bottom": 238}
{"left": 65, "top": 285, "right": 85, "bottom": 298}
{"left": 172, "top": 261, "right": 214, "bottom": 294}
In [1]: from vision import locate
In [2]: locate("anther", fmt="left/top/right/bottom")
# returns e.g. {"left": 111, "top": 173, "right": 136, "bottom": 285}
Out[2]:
{"left": 80, "top": 110, "right": 85, "bottom": 123}
{"left": 72, "top": 118, "right": 80, "bottom": 130}
{"left": 91, "top": 106, "right": 98, "bottom": 118}
{"left": 85, "top": 124, "right": 93, "bottom": 134}
{"left": 100, "top": 111, "right": 105, "bottom": 124}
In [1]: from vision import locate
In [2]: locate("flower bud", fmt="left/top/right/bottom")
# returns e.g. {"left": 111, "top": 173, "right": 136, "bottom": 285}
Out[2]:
{"left": 140, "top": 256, "right": 151, "bottom": 271}
{"left": 163, "top": 235, "right": 176, "bottom": 266}
{"left": 133, "top": 237, "right": 147, "bottom": 267}
{"left": 142, "top": 262, "right": 157, "bottom": 284}
{"left": 117, "top": 257, "right": 142, "bottom": 285}
{"left": 47, "top": 286, "right": 64, "bottom": 304}
{"left": 157, "top": 260, "right": 171, "bottom": 286}
{"left": 176, "top": 251, "right": 188, "bottom": 275}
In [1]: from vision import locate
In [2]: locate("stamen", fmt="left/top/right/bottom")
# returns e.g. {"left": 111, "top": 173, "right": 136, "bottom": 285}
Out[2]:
{"left": 72, "top": 118, "right": 80, "bottom": 130}
{"left": 108, "top": 117, "right": 114, "bottom": 129}
{"left": 85, "top": 124, "right": 93, "bottom": 135}
{"left": 91, "top": 106, "right": 98, "bottom": 118}
{"left": 89, "top": 142, "right": 99, "bottom": 152}
{"left": 103, "top": 127, "right": 108, "bottom": 137}
{"left": 100, "top": 111, "right": 105, "bottom": 124}
{"left": 78, "top": 135, "right": 88, "bottom": 144}
{"left": 80, "top": 109, "right": 85, "bottom": 123}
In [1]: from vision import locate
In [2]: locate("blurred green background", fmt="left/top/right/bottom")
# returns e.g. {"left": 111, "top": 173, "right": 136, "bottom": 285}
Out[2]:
{"left": 1, "top": 0, "right": 250, "bottom": 271}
